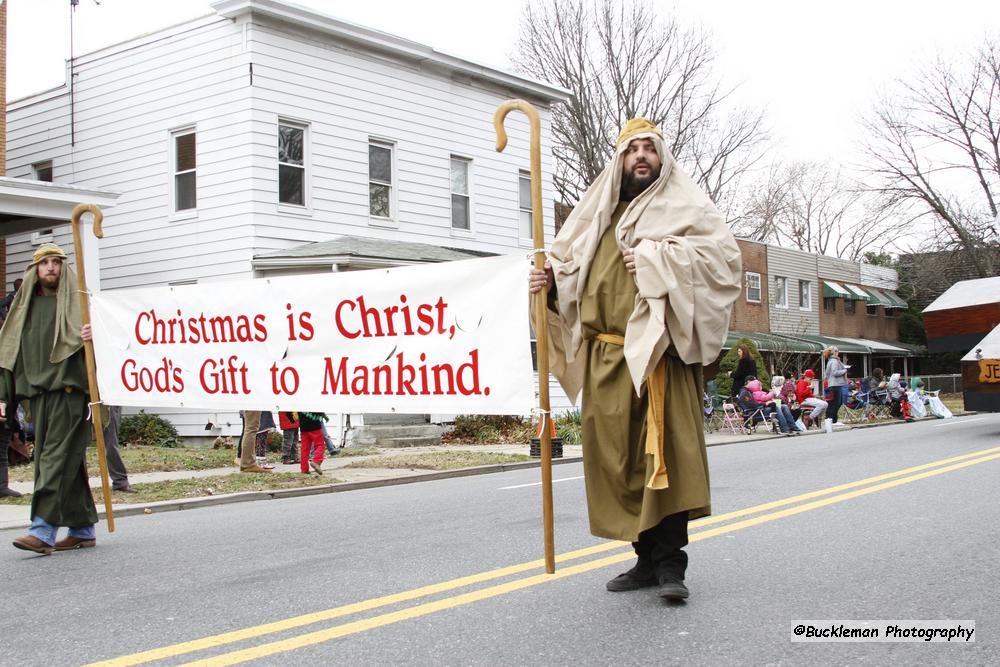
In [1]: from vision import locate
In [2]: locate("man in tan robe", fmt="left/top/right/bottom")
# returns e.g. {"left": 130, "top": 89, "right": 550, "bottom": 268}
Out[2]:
{"left": 529, "top": 119, "right": 742, "bottom": 600}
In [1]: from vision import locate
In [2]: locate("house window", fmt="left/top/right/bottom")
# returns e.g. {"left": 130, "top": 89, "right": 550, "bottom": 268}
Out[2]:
{"left": 823, "top": 297, "right": 836, "bottom": 313}
{"left": 173, "top": 129, "right": 197, "bottom": 212}
{"left": 844, "top": 299, "right": 856, "bottom": 315}
{"left": 774, "top": 276, "right": 788, "bottom": 308}
{"left": 884, "top": 307, "right": 897, "bottom": 319}
{"left": 799, "top": 280, "right": 811, "bottom": 310}
{"left": 866, "top": 304, "right": 878, "bottom": 316}
{"left": 33, "top": 160, "right": 53, "bottom": 182}
{"left": 369, "top": 140, "right": 394, "bottom": 219}
{"left": 745, "top": 272, "right": 761, "bottom": 303}
{"left": 451, "top": 157, "right": 471, "bottom": 230}
{"left": 30, "top": 161, "right": 55, "bottom": 243}
{"left": 278, "top": 122, "right": 306, "bottom": 206}
{"left": 519, "top": 170, "right": 533, "bottom": 241}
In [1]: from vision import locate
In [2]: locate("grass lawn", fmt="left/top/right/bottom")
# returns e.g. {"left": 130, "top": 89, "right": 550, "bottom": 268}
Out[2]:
{"left": 8, "top": 445, "right": 278, "bottom": 483}
{"left": 344, "top": 451, "right": 531, "bottom": 470}
{"left": 0, "top": 472, "right": 342, "bottom": 506}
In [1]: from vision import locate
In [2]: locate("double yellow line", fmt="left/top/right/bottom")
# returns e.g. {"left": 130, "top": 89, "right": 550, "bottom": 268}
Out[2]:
{"left": 91, "top": 445, "right": 1000, "bottom": 667}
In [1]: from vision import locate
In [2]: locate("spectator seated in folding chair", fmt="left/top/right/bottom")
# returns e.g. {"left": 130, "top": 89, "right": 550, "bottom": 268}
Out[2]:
{"left": 794, "top": 369, "right": 827, "bottom": 429}
{"left": 747, "top": 379, "right": 798, "bottom": 436}
{"left": 842, "top": 378, "right": 879, "bottom": 423}
{"left": 886, "top": 373, "right": 914, "bottom": 422}
{"left": 910, "top": 377, "right": 953, "bottom": 419}
{"left": 734, "top": 384, "right": 769, "bottom": 434}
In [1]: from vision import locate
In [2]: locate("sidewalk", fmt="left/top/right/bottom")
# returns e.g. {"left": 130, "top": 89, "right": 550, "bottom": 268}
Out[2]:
{"left": 0, "top": 415, "right": 958, "bottom": 531}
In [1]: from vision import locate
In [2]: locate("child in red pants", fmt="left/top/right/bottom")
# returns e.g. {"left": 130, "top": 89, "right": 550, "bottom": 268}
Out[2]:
{"left": 295, "top": 411, "right": 327, "bottom": 475}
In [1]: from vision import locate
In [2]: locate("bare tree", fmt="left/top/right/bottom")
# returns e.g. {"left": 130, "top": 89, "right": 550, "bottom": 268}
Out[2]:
{"left": 862, "top": 36, "right": 1000, "bottom": 277}
{"left": 513, "top": 0, "right": 768, "bottom": 207}
{"left": 734, "top": 161, "right": 906, "bottom": 261}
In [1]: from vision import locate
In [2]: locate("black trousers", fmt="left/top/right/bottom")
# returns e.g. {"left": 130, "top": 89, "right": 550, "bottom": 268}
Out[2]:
{"left": 827, "top": 388, "right": 843, "bottom": 423}
{"left": 633, "top": 510, "right": 689, "bottom": 580}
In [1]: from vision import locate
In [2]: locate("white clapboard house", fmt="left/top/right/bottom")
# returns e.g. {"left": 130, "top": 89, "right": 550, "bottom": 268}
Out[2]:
{"left": 4, "top": 0, "right": 571, "bottom": 441}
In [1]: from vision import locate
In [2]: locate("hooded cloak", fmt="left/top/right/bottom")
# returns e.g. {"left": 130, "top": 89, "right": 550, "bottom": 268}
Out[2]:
{"left": 0, "top": 243, "right": 83, "bottom": 371}
{"left": 538, "top": 119, "right": 742, "bottom": 401}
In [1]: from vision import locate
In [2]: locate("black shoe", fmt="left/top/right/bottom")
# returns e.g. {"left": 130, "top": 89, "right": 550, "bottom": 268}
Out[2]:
{"left": 606, "top": 562, "right": 658, "bottom": 592}
{"left": 657, "top": 576, "right": 689, "bottom": 601}
{"left": 113, "top": 484, "right": 137, "bottom": 493}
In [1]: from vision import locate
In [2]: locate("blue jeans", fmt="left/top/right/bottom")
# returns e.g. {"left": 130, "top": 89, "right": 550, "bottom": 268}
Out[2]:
{"left": 771, "top": 404, "right": 796, "bottom": 432}
{"left": 28, "top": 516, "right": 95, "bottom": 547}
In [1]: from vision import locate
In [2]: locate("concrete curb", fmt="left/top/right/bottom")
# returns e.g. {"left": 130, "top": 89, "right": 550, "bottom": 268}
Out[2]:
{"left": 1, "top": 456, "right": 587, "bottom": 530}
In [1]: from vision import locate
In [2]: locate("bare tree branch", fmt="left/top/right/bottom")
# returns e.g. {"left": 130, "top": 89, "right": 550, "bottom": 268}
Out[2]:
{"left": 513, "top": 0, "right": 768, "bottom": 207}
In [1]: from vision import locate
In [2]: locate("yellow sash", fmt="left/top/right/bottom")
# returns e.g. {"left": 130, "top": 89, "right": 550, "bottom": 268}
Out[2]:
{"left": 594, "top": 333, "right": 669, "bottom": 490}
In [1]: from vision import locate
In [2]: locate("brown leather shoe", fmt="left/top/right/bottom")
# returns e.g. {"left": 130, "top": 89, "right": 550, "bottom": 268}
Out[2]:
{"left": 12, "top": 535, "right": 54, "bottom": 555}
{"left": 54, "top": 536, "right": 97, "bottom": 551}
{"left": 240, "top": 464, "right": 272, "bottom": 473}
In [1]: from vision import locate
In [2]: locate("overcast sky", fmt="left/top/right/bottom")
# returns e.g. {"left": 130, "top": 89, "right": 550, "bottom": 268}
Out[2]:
{"left": 7, "top": 0, "right": 1000, "bottom": 163}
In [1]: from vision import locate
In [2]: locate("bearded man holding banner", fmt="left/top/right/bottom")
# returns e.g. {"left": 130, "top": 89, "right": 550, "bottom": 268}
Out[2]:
{"left": 529, "top": 119, "right": 742, "bottom": 600}
{"left": 0, "top": 244, "right": 99, "bottom": 555}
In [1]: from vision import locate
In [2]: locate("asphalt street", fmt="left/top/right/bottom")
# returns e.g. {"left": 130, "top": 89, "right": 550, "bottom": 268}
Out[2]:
{"left": 3, "top": 414, "right": 998, "bottom": 666}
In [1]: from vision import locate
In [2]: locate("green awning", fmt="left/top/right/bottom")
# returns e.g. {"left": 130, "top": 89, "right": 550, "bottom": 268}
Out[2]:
{"left": 843, "top": 284, "right": 870, "bottom": 300}
{"left": 724, "top": 331, "right": 824, "bottom": 354}
{"left": 883, "top": 290, "right": 907, "bottom": 309}
{"left": 822, "top": 280, "right": 849, "bottom": 298}
{"left": 786, "top": 334, "right": 870, "bottom": 354}
{"left": 864, "top": 287, "right": 893, "bottom": 307}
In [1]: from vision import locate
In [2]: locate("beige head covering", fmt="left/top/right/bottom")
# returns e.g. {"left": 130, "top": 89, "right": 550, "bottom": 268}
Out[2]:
{"left": 536, "top": 119, "right": 743, "bottom": 399}
{"left": 0, "top": 242, "right": 83, "bottom": 371}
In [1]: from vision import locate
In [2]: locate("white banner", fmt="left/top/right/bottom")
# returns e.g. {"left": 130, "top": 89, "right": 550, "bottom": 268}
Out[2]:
{"left": 90, "top": 255, "right": 535, "bottom": 415}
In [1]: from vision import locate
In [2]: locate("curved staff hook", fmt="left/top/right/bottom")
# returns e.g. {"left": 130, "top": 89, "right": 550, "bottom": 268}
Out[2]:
{"left": 70, "top": 203, "right": 115, "bottom": 533}
{"left": 494, "top": 100, "right": 554, "bottom": 574}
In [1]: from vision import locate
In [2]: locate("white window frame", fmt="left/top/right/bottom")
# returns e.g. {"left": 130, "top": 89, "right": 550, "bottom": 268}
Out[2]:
{"left": 368, "top": 138, "right": 397, "bottom": 227}
{"left": 277, "top": 119, "right": 311, "bottom": 213}
{"left": 31, "top": 160, "right": 55, "bottom": 243}
{"left": 774, "top": 276, "right": 788, "bottom": 309}
{"left": 799, "top": 280, "right": 811, "bottom": 311}
{"left": 745, "top": 271, "right": 761, "bottom": 303}
{"left": 518, "top": 170, "right": 534, "bottom": 246}
{"left": 32, "top": 160, "right": 54, "bottom": 182}
{"left": 169, "top": 126, "right": 197, "bottom": 220}
{"left": 450, "top": 155, "right": 473, "bottom": 234}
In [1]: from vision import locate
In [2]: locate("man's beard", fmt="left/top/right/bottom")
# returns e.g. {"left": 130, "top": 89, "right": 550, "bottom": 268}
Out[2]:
{"left": 38, "top": 275, "right": 61, "bottom": 292}
{"left": 620, "top": 164, "right": 662, "bottom": 201}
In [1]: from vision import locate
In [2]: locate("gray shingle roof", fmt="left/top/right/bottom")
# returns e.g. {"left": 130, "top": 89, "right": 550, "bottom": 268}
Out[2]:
{"left": 254, "top": 236, "right": 496, "bottom": 263}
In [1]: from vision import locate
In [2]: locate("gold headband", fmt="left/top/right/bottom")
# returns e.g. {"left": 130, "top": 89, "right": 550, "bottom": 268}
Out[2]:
{"left": 616, "top": 118, "right": 663, "bottom": 147}
{"left": 32, "top": 243, "right": 68, "bottom": 263}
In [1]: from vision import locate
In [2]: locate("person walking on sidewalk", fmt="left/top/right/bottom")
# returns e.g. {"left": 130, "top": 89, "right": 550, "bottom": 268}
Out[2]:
{"left": 0, "top": 243, "right": 99, "bottom": 555}
{"left": 296, "top": 411, "right": 327, "bottom": 476}
{"left": 0, "top": 420, "right": 22, "bottom": 498}
{"left": 528, "top": 118, "right": 742, "bottom": 601}
{"left": 278, "top": 411, "right": 300, "bottom": 465}
{"left": 237, "top": 410, "right": 270, "bottom": 473}
{"left": 103, "top": 405, "right": 135, "bottom": 493}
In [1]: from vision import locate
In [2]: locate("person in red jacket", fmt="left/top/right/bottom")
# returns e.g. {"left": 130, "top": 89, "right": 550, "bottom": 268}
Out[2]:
{"left": 794, "top": 369, "right": 828, "bottom": 428}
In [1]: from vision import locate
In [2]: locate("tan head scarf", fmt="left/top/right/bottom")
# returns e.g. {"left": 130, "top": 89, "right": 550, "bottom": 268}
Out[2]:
{"left": 536, "top": 118, "right": 743, "bottom": 400}
{"left": 0, "top": 243, "right": 83, "bottom": 371}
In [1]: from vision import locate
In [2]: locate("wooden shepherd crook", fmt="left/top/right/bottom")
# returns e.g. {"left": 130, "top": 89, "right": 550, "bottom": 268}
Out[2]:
{"left": 493, "top": 100, "right": 555, "bottom": 574}
{"left": 70, "top": 203, "right": 115, "bottom": 533}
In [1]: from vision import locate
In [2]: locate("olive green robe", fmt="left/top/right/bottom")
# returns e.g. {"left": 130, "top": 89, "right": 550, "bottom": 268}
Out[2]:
{"left": 579, "top": 205, "right": 711, "bottom": 542}
{"left": 2, "top": 294, "right": 97, "bottom": 527}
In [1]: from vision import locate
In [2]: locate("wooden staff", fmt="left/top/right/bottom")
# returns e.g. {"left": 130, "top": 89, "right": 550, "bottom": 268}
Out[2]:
{"left": 70, "top": 203, "right": 115, "bottom": 532}
{"left": 493, "top": 100, "right": 554, "bottom": 574}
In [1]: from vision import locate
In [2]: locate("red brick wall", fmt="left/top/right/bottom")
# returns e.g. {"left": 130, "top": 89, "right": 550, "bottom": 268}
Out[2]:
{"left": 819, "top": 293, "right": 899, "bottom": 341}
{"left": 730, "top": 239, "right": 769, "bottom": 332}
